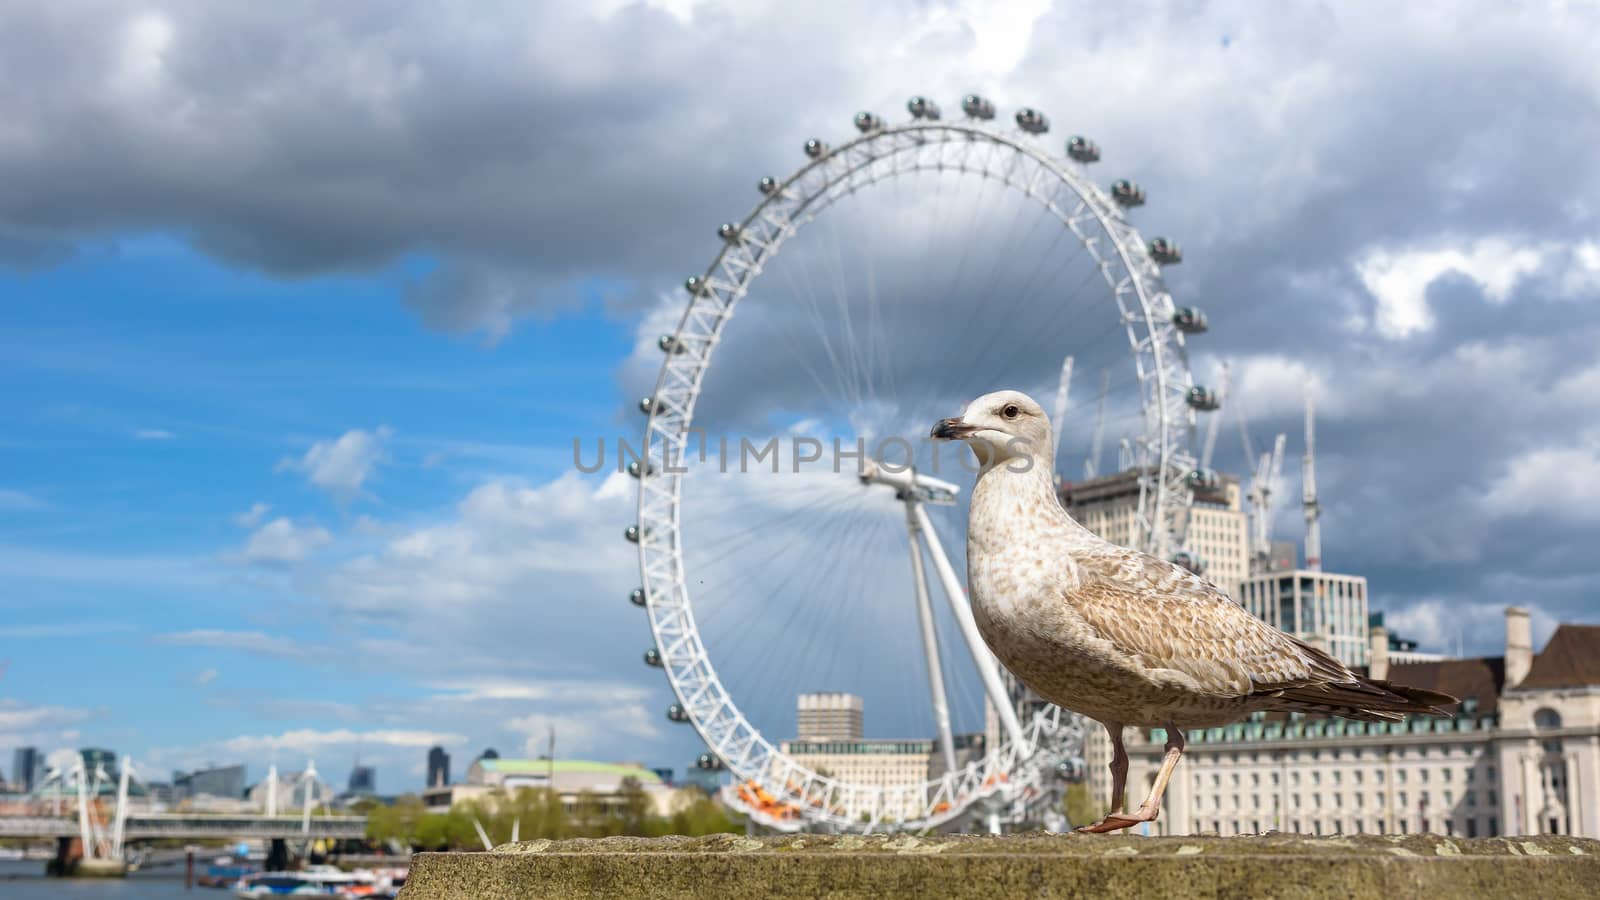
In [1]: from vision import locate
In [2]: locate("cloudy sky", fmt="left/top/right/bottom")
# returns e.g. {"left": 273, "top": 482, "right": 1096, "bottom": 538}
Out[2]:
{"left": 3, "top": 0, "right": 1599, "bottom": 794}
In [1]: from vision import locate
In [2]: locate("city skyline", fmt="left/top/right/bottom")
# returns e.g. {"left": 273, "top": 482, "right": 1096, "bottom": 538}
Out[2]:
{"left": 4, "top": 1, "right": 1600, "bottom": 795}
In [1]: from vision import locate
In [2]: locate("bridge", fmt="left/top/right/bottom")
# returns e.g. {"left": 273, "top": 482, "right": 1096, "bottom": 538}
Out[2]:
{"left": 0, "top": 813, "right": 366, "bottom": 841}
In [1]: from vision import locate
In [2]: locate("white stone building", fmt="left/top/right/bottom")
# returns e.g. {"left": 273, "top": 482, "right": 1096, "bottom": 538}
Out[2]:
{"left": 1086, "top": 607, "right": 1600, "bottom": 838}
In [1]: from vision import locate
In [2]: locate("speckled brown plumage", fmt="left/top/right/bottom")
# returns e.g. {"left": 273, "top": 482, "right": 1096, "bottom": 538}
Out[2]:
{"left": 933, "top": 390, "right": 1455, "bottom": 832}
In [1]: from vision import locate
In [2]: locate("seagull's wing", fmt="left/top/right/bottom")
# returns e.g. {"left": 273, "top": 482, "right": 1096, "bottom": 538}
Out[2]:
{"left": 1068, "top": 548, "right": 1350, "bottom": 697}
{"left": 1069, "top": 548, "right": 1456, "bottom": 718}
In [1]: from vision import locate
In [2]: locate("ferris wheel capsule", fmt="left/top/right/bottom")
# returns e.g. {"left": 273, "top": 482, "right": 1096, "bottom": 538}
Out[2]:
{"left": 627, "top": 459, "right": 656, "bottom": 478}
{"left": 758, "top": 176, "right": 780, "bottom": 195}
{"left": 1172, "top": 307, "right": 1208, "bottom": 334}
{"left": 684, "top": 276, "right": 711, "bottom": 296}
{"left": 666, "top": 704, "right": 690, "bottom": 723}
{"left": 624, "top": 525, "right": 642, "bottom": 543}
{"left": 1066, "top": 136, "right": 1100, "bottom": 163}
{"left": 961, "top": 94, "right": 996, "bottom": 119}
{"left": 658, "top": 334, "right": 686, "bottom": 353}
{"left": 643, "top": 648, "right": 663, "bottom": 668}
{"left": 1171, "top": 550, "right": 1206, "bottom": 575}
{"left": 1149, "top": 237, "right": 1183, "bottom": 265}
{"left": 907, "top": 96, "right": 941, "bottom": 120}
{"left": 854, "top": 111, "right": 883, "bottom": 133}
{"left": 629, "top": 587, "right": 646, "bottom": 607}
{"left": 1110, "top": 179, "right": 1146, "bottom": 207}
{"left": 696, "top": 753, "right": 726, "bottom": 771}
{"left": 1015, "top": 108, "right": 1049, "bottom": 134}
{"left": 1186, "top": 468, "right": 1221, "bottom": 492}
{"left": 638, "top": 396, "right": 662, "bottom": 415}
{"left": 718, "top": 223, "right": 743, "bottom": 243}
{"left": 1186, "top": 386, "right": 1220, "bottom": 411}
{"left": 804, "top": 139, "right": 828, "bottom": 159}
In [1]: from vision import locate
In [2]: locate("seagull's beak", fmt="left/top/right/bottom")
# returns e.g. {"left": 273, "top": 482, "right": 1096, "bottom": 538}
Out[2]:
{"left": 931, "top": 417, "right": 978, "bottom": 441}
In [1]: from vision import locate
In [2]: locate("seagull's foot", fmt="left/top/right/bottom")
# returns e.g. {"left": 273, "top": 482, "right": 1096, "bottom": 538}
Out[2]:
{"left": 1074, "top": 806, "right": 1158, "bottom": 834}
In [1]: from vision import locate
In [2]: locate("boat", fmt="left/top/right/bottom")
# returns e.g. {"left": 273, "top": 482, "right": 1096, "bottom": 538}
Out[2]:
{"left": 232, "top": 864, "right": 375, "bottom": 897}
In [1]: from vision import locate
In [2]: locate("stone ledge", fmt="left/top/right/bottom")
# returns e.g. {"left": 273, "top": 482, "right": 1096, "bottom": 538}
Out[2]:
{"left": 398, "top": 832, "right": 1600, "bottom": 899}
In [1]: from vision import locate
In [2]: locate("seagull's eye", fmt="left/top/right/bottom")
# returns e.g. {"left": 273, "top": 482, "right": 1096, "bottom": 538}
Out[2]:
{"left": 1002, "top": 404, "right": 1020, "bottom": 419}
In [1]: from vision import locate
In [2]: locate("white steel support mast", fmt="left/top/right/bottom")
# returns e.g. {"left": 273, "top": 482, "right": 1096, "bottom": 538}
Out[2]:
{"left": 1302, "top": 386, "right": 1322, "bottom": 572}
{"left": 861, "top": 461, "right": 1029, "bottom": 755}
{"left": 904, "top": 501, "right": 958, "bottom": 775}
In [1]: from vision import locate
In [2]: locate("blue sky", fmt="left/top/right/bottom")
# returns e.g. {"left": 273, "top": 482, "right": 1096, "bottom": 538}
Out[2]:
{"left": 2, "top": 237, "right": 654, "bottom": 790}
{"left": 3, "top": 0, "right": 1600, "bottom": 795}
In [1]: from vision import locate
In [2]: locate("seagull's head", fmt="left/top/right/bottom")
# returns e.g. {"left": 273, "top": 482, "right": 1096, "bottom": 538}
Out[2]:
{"left": 930, "top": 390, "right": 1053, "bottom": 471}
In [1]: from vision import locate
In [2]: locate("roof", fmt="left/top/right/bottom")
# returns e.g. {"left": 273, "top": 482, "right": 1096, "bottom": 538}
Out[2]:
{"left": 1387, "top": 656, "right": 1506, "bottom": 715}
{"left": 1518, "top": 624, "right": 1600, "bottom": 689}
{"left": 475, "top": 759, "right": 661, "bottom": 783}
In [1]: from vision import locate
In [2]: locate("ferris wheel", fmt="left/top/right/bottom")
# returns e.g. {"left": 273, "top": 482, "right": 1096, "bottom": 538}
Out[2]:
{"left": 629, "top": 94, "right": 1217, "bottom": 831}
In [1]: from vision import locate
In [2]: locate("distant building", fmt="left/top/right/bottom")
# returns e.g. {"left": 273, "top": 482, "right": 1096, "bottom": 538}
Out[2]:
{"left": 426, "top": 758, "right": 689, "bottom": 818}
{"left": 427, "top": 746, "right": 450, "bottom": 788}
{"left": 347, "top": 764, "right": 376, "bottom": 796}
{"left": 778, "top": 694, "right": 986, "bottom": 822}
{"left": 173, "top": 764, "right": 247, "bottom": 802}
{"left": 797, "top": 692, "right": 864, "bottom": 741}
{"left": 1239, "top": 569, "right": 1370, "bottom": 668}
{"left": 79, "top": 748, "right": 118, "bottom": 779}
{"left": 12, "top": 747, "right": 40, "bottom": 793}
{"left": 1091, "top": 607, "right": 1600, "bottom": 839}
{"left": 247, "top": 770, "right": 334, "bottom": 810}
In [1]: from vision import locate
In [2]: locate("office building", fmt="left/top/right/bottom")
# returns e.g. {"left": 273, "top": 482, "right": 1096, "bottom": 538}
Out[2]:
{"left": 796, "top": 692, "right": 864, "bottom": 741}
{"left": 173, "top": 764, "right": 247, "bottom": 801}
{"left": 1239, "top": 568, "right": 1370, "bottom": 668}
{"left": 427, "top": 746, "right": 450, "bottom": 788}
{"left": 11, "top": 747, "right": 40, "bottom": 793}
{"left": 348, "top": 763, "right": 376, "bottom": 796}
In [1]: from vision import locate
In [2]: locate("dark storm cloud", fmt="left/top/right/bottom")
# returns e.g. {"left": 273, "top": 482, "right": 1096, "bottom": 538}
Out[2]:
{"left": 4, "top": 0, "right": 1600, "bottom": 652}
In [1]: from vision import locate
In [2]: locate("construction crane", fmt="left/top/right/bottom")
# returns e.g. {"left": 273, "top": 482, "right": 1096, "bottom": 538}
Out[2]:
{"left": 1084, "top": 369, "right": 1110, "bottom": 479}
{"left": 1249, "top": 433, "right": 1287, "bottom": 572}
{"left": 1302, "top": 384, "right": 1322, "bottom": 572}
{"left": 1200, "top": 361, "right": 1230, "bottom": 471}
{"left": 1052, "top": 355, "right": 1074, "bottom": 461}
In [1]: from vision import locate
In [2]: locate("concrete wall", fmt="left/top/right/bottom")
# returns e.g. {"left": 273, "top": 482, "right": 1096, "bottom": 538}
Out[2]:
{"left": 399, "top": 832, "right": 1600, "bottom": 899}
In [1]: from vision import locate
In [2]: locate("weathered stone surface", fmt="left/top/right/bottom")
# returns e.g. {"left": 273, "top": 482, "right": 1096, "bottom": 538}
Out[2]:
{"left": 399, "top": 832, "right": 1600, "bottom": 899}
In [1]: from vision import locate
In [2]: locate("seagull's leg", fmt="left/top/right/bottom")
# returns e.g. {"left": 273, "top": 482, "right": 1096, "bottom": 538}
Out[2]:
{"left": 1074, "top": 723, "right": 1128, "bottom": 833}
{"left": 1078, "top": 723, "right": 1186, "bottom": 834}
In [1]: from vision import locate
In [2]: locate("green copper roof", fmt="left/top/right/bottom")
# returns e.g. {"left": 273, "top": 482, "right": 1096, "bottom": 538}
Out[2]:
{"left": 476, "top": 759, "right": 662, "bottom": 783}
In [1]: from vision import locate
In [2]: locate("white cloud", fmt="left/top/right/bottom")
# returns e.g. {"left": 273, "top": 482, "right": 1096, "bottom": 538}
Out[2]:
{"left": 278, "top": 426, "right": 393, "bottom": 499}
{"left": 242, "top": 517, "right": 332, "bottom": 564}
{"left": 233, "top": 502, "right": 272, "bottom": 528}
{"left": 1355, "top": 238, "right": 1545, "bottom": 339}
{"left": 1482, "top": 435, "right": 1600, "bottom": 522}
{"left": 215, "top": 728, "right": 466, "bottom": 755}
{"left": 1384, "top": 597, "right": 1557, "bottom": 656}
{"left": 134, "top": 428, "right": 176, "bottom": 440}
{"left": 0, "top": 699, "right": 93, "bottom": 746}
{"left": 157, "top": 628, "right": 314, "bottom": 660}
{"left": 195, "top": 668, "right": 218, "bottom": 687}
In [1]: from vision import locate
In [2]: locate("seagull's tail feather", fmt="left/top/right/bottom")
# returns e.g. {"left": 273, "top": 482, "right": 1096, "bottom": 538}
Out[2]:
{"left": 1254, "top": 637, "right": 1460, "bottom": 722}
{"left": 1264, "top": 679, "right": 1459, "bottom": 723}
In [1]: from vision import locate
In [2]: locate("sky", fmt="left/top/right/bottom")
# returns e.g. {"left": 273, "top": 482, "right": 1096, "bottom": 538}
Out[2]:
{"left": 3, "top": 0, "right": 1599, "bottom": 795}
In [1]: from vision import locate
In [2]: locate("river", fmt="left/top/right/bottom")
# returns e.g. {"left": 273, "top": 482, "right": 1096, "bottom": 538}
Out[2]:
{"left": 0, "top": 860, "right": 214, "bottom": 899}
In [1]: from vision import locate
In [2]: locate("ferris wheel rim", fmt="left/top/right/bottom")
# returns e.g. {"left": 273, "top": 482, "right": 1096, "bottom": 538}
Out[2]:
{"left": 634, "top": 111, "right": 1198, "bottom": 830}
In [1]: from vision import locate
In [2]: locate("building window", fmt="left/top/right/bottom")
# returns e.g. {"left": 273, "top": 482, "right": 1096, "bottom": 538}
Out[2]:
{"left": 1467, "top": 818, "right": 1478, "bottom": 838}
{"left": 1489, "top": 818, "right": 1499, "bottom": 837}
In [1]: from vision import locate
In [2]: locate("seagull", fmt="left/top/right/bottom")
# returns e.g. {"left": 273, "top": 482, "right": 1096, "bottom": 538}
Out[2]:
{"left": 931, "top": 390, "right": 1456, "bottom": 834}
